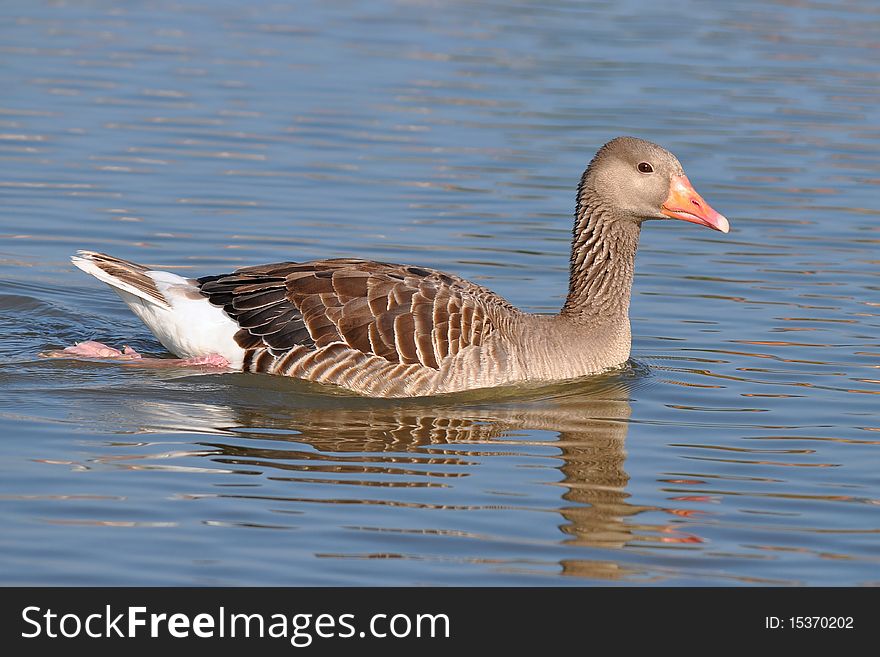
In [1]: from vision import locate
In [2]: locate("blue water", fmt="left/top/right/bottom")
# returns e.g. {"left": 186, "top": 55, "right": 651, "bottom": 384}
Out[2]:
{"left": 1, "top": 0, "right": 878, "bottom": 585}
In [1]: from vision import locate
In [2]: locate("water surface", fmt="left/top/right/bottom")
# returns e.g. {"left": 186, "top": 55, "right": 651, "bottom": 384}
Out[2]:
{"left": 1, "top": 0, "right": 879, "bottom": 585}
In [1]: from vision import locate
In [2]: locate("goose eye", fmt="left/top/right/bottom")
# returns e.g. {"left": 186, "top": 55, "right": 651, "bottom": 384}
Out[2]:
{"left": 638, "top": 162, "right": 654, "bottom": 173}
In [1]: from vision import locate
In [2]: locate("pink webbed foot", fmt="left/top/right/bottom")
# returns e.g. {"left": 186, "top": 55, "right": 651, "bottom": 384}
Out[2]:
{"left": 41, "top": 342, "right": 229, "bottom": 369}
{"left": 42, "top": 341, "right": 142, "bottom": 359}
{"left": 175, "top": 354, "right": 230, "bottom": 368}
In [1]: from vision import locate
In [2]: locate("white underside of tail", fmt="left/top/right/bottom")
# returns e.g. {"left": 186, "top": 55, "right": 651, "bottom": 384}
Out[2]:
{"left": 72, "top": 257, "right": 245, "bottom": 368}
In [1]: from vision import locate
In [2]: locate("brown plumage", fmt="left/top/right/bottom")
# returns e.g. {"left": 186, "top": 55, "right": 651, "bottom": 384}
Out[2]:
{"left": 196, "top": 259, "right": 512, "bottom": 396}
{"left": 70, "top": 137, "right": 729, "bottom": 397}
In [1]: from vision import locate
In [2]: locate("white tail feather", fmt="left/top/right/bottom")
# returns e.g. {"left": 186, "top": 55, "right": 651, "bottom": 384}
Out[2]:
{"left": 71, "top": 252, "right": 169, "bottom": 308}
{"left": 72, "top": 251, "right": 245, "bottom": 367}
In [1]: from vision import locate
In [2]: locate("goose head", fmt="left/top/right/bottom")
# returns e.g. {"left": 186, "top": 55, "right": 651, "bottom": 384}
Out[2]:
{"left": 582, "top": 136, "right": 729, "bottom": 233}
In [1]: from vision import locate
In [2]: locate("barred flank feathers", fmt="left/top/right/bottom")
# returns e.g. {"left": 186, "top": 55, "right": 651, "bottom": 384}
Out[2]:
{"left": 196, "top": 258, "right": 507, "bottom": 394}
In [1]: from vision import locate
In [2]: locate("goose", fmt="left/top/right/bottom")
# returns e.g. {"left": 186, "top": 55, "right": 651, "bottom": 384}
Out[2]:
{"left": 54, "top": 136, "right": 729, "bottom": 397}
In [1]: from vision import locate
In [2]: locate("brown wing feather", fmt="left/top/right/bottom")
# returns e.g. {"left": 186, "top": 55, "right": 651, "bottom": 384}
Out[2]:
{"left": 198, "top": 258, "right": 510, "bottom": 371}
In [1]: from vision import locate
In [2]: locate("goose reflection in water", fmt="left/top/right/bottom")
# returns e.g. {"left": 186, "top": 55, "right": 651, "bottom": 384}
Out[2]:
{"left": 67, "top": 366, "right": 698, "bottom": 580}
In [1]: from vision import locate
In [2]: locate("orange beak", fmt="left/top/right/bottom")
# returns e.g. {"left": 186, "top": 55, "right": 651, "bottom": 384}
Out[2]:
{"left": 661, "top": 175, "right": 729, "bottom": 233}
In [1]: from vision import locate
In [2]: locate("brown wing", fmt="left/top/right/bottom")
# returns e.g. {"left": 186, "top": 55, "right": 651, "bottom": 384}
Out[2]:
{"left": 198, "top": 258, "right": 509, "bottom": 370}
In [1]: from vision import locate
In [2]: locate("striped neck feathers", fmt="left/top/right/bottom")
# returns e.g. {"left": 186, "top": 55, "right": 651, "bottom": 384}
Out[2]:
{"left": 561, "top": 182, "right": 641, "bottom": 323}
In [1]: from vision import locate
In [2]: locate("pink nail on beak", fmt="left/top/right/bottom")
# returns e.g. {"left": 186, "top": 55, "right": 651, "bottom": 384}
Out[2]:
{"left": 661, "top": 175, "right": 729, "bottom": 233}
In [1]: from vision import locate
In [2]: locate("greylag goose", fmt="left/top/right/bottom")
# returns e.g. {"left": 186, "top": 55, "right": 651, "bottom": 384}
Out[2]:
{"left": 57, "top": 137, "right": 729, "bottom": 397}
